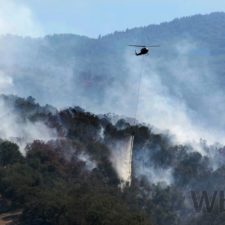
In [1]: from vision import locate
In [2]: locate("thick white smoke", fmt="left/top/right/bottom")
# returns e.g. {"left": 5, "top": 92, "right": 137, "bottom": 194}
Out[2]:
{"left": 0, "top": 15, "right": 224, "bottom": 149}
{"left": 0, "top": 37, "right": 224, "bottom": 153}
{"left": 0, "top": 97, "right": 57, "bottom": 153}
{"left": 122, "top": 40, "right": 225, "bottom": 145}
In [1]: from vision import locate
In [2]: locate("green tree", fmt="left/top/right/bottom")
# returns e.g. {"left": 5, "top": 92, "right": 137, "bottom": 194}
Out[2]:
{"left": 0, "top": 141, "right": 24, "bottom": 167}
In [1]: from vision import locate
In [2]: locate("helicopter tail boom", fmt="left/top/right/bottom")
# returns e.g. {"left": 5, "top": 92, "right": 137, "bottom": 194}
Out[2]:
{"left": 135, "top": 50, "right": 142, "bottom": 56}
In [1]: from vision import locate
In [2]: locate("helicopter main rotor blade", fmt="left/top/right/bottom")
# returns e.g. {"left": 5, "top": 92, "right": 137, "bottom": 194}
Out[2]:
{"left": 146, "top": 45, "right": 160, "bottom": 47}
{"left": 128, "top": 45, "right": 146, "bottom": 47}
{"left": 128, "top": 44, "right": 160, "bottom": 47}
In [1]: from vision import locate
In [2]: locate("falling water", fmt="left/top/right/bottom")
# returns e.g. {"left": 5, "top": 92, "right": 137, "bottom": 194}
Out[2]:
{"left": 109, "top": 135, "right": 134, "bottom": 188}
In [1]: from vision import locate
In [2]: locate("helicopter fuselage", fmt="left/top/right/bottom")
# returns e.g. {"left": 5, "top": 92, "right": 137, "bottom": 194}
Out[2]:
{"left": 135, "top": 47, "right": 149, "bottom": 56}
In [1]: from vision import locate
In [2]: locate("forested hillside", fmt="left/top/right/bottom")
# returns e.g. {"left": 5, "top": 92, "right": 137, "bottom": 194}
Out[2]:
{"left": 0, "top": 95, "right": 224, "bottom": 225}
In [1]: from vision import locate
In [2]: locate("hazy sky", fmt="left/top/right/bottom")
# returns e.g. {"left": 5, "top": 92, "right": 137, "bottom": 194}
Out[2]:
{"left": 1, "top": 0, "right": 225, "bottom": 37}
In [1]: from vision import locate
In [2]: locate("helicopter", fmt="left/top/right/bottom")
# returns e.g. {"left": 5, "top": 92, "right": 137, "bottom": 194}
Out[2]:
{"left": 128, "top": 45, "right": 160, "bottom": 56}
